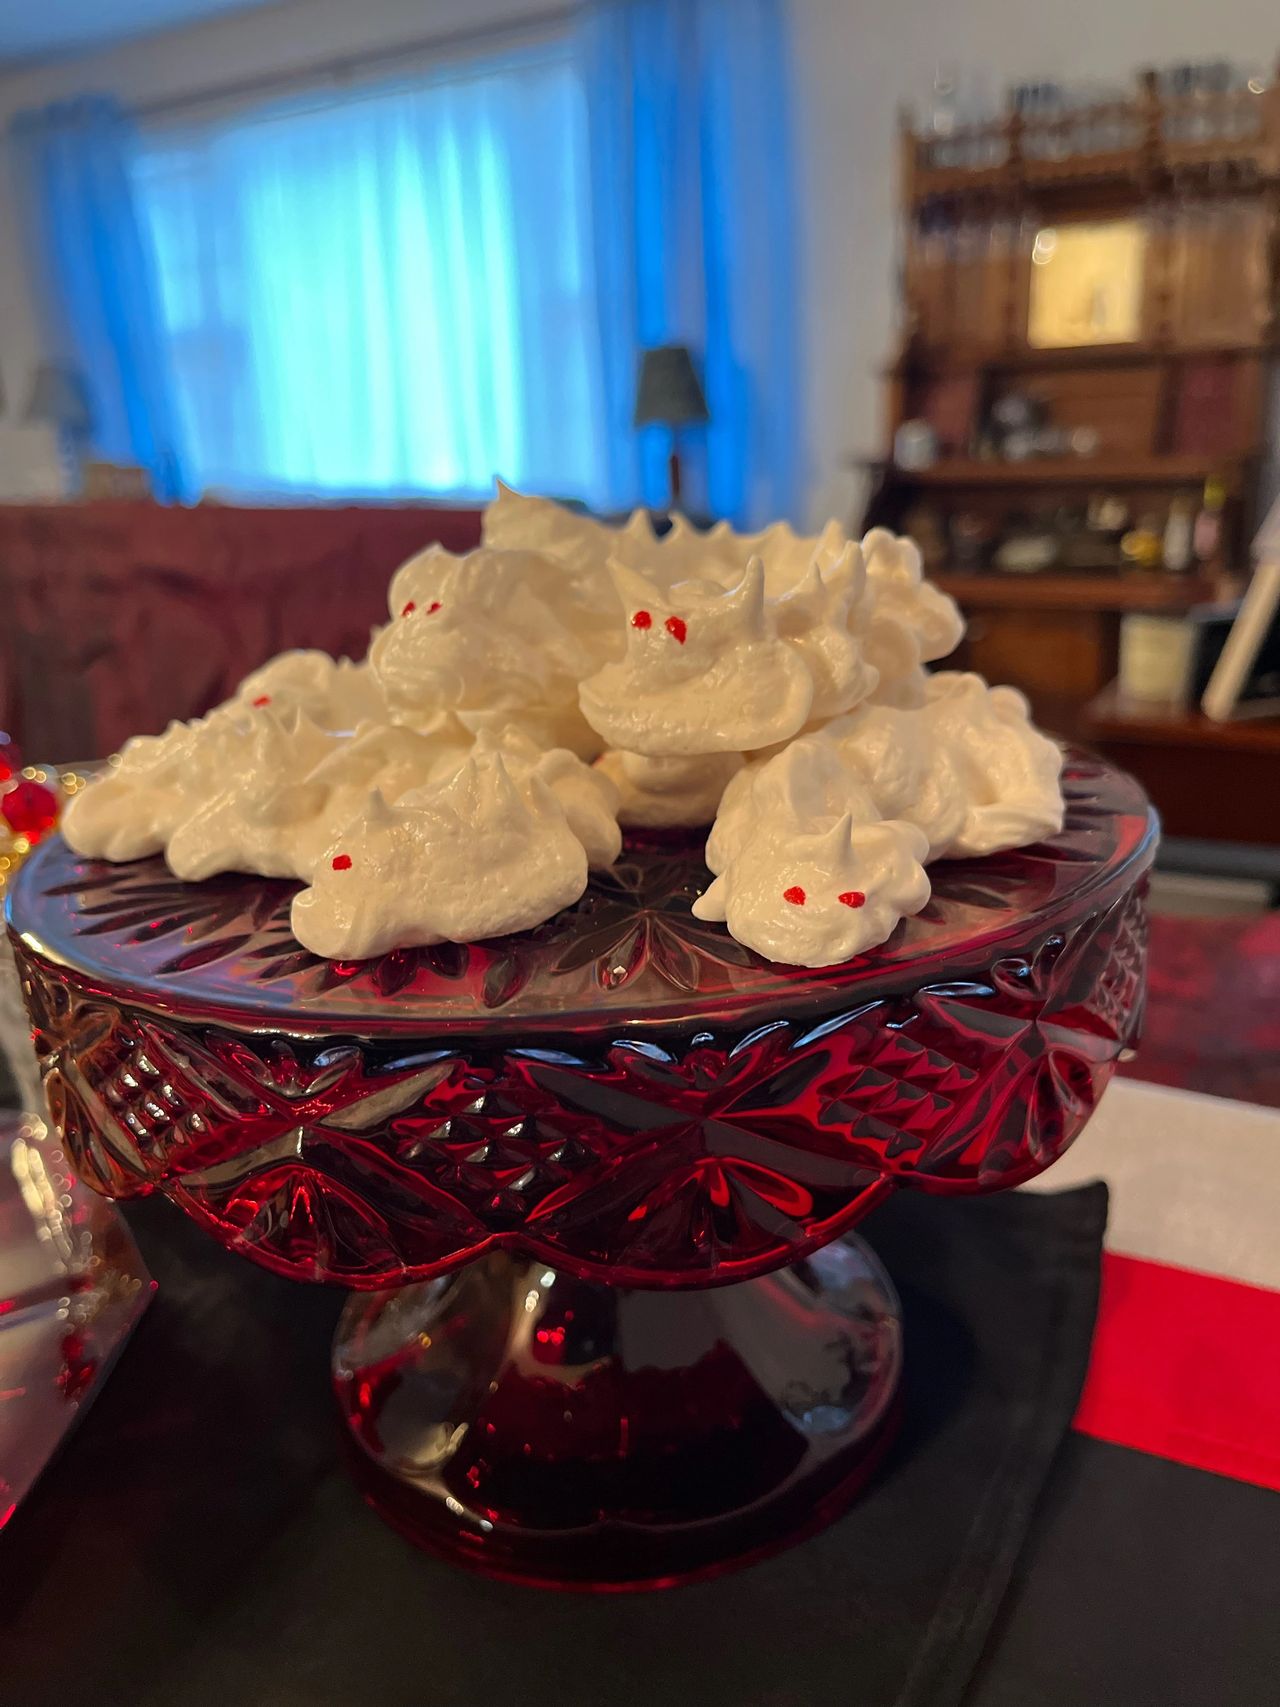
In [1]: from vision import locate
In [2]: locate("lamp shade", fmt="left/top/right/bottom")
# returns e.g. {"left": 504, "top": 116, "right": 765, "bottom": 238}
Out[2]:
{"left": 634, "top": 345, "right": 709, "bottom": 428}
{"left": 23, "top": 365, "right": 93, "bottom": 434}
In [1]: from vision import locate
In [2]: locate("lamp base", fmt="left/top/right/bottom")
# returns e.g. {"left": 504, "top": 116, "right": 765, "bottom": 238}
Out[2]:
{"left": 333, "top": 1237, "right": 902, "bottom": 1591}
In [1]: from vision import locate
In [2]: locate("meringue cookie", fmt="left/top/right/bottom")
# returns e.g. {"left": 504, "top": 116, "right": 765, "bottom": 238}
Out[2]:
{"left": 921, "top": 673, "right": 1064, "bottom": 856}
{"left": 704, "top": 734, "right": 880, "bottom": 874}
{"left": 457, "top": 700, "right": 603, "bottom": 765}
{"left": 377, "top": 543, "right": 592, "bottom": 702}
{"left": 371, "top": 544, "right": 600, "bottom": 757}
{"left": 164, "top": 707, "right": 340, "bottom": 881}
{"left": 289, "top": 748, "right": 589, "bottom": 959}
{"left": 861, "top": 529, "right": 965, "bottom": 664}
{"left": 866, "top": 665, "right": 930, "bottom": 710}
{"left": 579, "top": 560, "right": 814, "bottom": 755}
{"left": 624, "top": 514, "right": 853, "bottom": 598}
{"left": 773, "top": 542, "right": 878, "bottom": 719}
{"left": 826, "top": 702, "right": 970, "bottom": 859}
{"left": 63, "top": 717, "right": 210, "bottom": 862}
{"left": 480, "top": 481, "right": 646, "bottom": 653}
{"left": 594, "top": 749, "right": 744, "bottom": 829}
{"left": 711, "top": 517, "right": 854, "bottom": 597}
{"left": 231, "top": 651, "right": 387, "bottom": 731}
{"left": 693, "top": 812, "right": 931, "bottom": 967}
{"left": 848, "top": 528, "right": 964, "bottom": 701}
{"left": 483, "top": 480, "right": 654, "bottom": 590}
{"left": 488, "top": 490, "right": 736, "bottom": 606}
{"left": 466, "top": 725, "right": 621, "bottom": 867}
{"left": 288, "top": 716, "right": 473, "bottom": 877}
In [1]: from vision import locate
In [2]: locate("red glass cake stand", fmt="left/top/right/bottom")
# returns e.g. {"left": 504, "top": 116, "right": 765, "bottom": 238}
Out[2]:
{"left": 5, "top": 752, "right": 1154, "bottom": 1590}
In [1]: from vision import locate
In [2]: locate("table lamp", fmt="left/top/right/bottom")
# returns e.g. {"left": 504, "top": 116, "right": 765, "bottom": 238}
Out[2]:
{"left": 634, "top": 344, "right": 709, "bottom": 511}
{"left": 23, "top": 364, "right": 93, "bottom": 493}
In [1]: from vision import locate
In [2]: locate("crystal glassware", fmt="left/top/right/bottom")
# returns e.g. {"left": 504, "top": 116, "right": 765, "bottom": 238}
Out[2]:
{"left": 5, "top": 751, "right": 1154, "bottom": 1588}
{"left": 0, "top": 1112, "right": 154, "bottom": 1526}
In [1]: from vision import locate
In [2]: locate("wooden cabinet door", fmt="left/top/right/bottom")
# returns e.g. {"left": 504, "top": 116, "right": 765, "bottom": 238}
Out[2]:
{"left": 953, "top": 607, "right": 1115, "bottom": 738}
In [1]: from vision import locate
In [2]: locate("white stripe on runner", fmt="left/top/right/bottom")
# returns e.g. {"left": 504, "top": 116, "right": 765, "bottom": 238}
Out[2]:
{"left": 1022, "top": 1077, "right": 1280, "bottom": 1294}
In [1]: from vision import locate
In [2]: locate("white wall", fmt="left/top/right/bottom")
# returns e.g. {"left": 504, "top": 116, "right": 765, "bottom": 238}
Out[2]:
{"left": 3, "top": 0, "right": 1280, "bottom": 519}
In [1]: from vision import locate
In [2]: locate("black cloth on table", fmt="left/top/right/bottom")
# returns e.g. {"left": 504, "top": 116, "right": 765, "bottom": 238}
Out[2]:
{"left": 0, "top": 1184, "right": 1107, "bottom": 1707}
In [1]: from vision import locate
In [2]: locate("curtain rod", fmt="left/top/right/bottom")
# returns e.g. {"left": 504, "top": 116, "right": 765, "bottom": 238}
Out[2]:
{"left": 133, "top": 4, "right": 574, "bottom": 122}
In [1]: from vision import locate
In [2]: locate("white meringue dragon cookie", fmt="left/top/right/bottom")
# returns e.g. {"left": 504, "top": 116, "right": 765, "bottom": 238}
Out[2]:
{"left": 708, "top": 517, "right": 854, "bottom": 597}
{"left": 579, "top": 559, "right": 815, "bottom": 754}
{"left": 693, "top": 811, "right": 932, "bottom": 967}
{"left": 289, "top": 747, "right": 591, "bottom": 959}
{"left": 230, "top": 650, "right": 387, "bottom": 731}
{"left": 825, "top": 701, "right": 970, "bottom": 860}
{"left": 489, "top": 482, "right": 854, "bottom": 604}
{"left": 849, "top": 528, "right": 964, "bottom": 702}
{"left": 287, "top": 716, "right": 473, "bottom": 878}
{"left": 163, "top": 706, "right": 341, "bottom": 881}
{"left": 921, "top": 673, "right": 1064, "bottom": 856}
{"left": 772, "top": 542, "right": 878, "bottom": 719}
{"left": 594, "top": 749, "right": 744, "bottom": 830}
{"left": 704, "top": 734, "right": 881, "bottom": 875}
{"left": 483, "top": 480, "right": 654, "bottom": 586}
{"left": 465, "top": 725, "right": 622, "bottom": 867}
{"left": 371, "top": 543, "right": 601, "bottom": 758}
{"left": 62, "top": 716, "right": 215, "bottom": 862}
{"left": 860, "top": 528, "right": 965, "bottom": 663}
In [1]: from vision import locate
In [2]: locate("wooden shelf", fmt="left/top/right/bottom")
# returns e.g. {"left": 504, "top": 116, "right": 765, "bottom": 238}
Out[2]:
{"left": 1083, "top": 682, "right": 1280, "bottom": 752}
{"left": 901, "top": 73, "right": 1280, "bottom": 212}
{"left": 1082, "top": 681, "right": 1280, "bottom": 842}
{"left": 932, "top": 569, "right": 1235, "bottom": 613}
{"left": 904, "top": 454, "right": 1240, "bottom": 490}
{"left": 887, "top": 342, "right": 1276, "bottom": 377}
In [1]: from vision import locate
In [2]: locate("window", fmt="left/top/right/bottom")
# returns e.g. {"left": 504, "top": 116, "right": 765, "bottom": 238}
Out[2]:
{"left": 131, "top": 38, "right": 607, "bottom": 503}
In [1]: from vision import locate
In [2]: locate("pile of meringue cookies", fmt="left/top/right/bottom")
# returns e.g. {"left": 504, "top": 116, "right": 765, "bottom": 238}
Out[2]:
{"left": 62, "top": 485, "right": 1065, "bottom": 969}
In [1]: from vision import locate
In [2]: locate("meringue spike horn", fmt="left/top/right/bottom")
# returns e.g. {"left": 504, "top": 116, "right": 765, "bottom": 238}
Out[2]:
{"left": 470, "top": 748, "right": 530, "bottom": 819}
{"left": 768, "top": 737, "right": 826, "bottom": 817}
{"left": 721, "top": 556, "right": 768, "bottom": 633}
{"left": 814, "top": 810, "right": 858, "bottom": 866}
{"left": 618, "top": 505, "right": 658, "bottom": 545}
{"left": 812, "top": 518, "right": 849, "bottom": 561}
{"left": 364, "top": 786, "right": 396, "bottom": 825}
{"left": 822, "top": 538, "right": 866, "bottom": 604}
{"left": 775, "top": 560, "right": 825, "bottom": 617}
{"left": 522, "top": 769, "right": 565, "bottom": 820}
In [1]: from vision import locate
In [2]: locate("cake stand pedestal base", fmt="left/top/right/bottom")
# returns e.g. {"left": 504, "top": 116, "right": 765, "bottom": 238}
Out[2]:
{"left": 332, "top": 1236, "right": 902, "bottom": 1591}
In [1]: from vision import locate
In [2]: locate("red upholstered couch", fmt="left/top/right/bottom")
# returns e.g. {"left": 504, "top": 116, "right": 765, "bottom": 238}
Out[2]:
{"left": 0, "top": 501, "right": 482, "bottom": 761}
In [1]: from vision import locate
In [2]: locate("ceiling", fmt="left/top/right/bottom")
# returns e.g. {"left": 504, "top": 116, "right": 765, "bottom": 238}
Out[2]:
{"left": 0, "top": 0, "right": 280, "bottom": 70}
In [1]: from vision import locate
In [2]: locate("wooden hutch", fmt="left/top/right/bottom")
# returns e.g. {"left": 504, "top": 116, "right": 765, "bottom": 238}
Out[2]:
{"left": 874, "top": 67, "right": 1280, "bottom": 784}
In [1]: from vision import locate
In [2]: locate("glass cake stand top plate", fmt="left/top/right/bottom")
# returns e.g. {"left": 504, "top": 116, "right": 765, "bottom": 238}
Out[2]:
{"left": 6, "top": 752, "right": 1154, "bottom": 1034}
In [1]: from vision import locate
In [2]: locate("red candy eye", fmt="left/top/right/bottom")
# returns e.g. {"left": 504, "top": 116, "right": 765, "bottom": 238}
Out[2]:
{"left": 665, "top": 615, "right": 687, "bottom": 644}
{"left": 632, "top": 609, "right": 652, "bottom": 630}
{"left": 252, "top": 695, "right": 271, "bottom": 707}
{"left": 401, "top": 601, "right": 416, "bottom": 616}
{"left": 427, "top": 600, "right": 442, "bottom": 614}
{"left": 838, "top": 890, "right": 866, "bottom": 909}
{"left": 331, "top": 853, "right": 353, "bottom": 871}
{"left": 783, "top": 885, "right": 806, "bottom": 906}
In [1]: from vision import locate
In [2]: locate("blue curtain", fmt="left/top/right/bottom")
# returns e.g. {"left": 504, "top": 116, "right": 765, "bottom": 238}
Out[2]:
{"left": 579, "top": 0, "right": 801, "bottom": 526}
{"left": 128, "top": 40, "right": 607, "bottom": 505}
{"left": 9, "top": 96, "right": 190, "bottom": 500}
